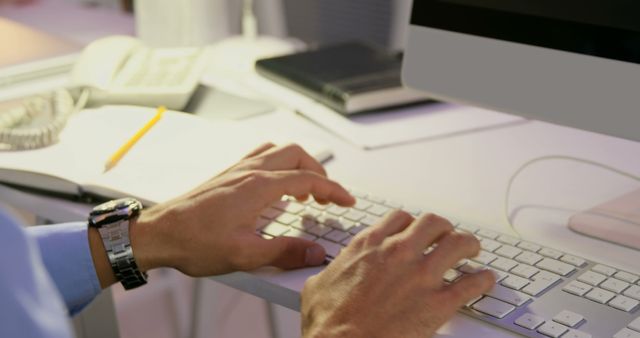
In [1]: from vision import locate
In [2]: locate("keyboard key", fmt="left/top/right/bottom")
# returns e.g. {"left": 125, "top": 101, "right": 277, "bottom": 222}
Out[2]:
{"left": 592, "top": 264, "right": 617, "bottom": 276}
{"left": 515, "top": 313, "right": 545, "bottom": 330}
{"left": 341, "top": 236, "right": 353, "bottom": 246}
{"left": 584, "top": 287, "right": 615, "bottom": 304}
{"left": 539, "top": 247, "right": 563, "bottom": 259}
{"left": 353, "top": 198, "right": 373, "bottom": 211}
{"left": 359, "top": 215, "right": 381, "bottom": 227}
{"left": 262, "top": 223, "right": 290, "bottom": 237}
{"left": 628, "top": 317, "right": 640, "bottom": 332}
{"left": 560, "top": 255, "right": 586, "bottom": 267}
{"left": 323, "top": 230, "right": 350, "bottom": 243}
{"left": 315, "top": 238, "right": 343, "bottom": 258}
{"left": 609, "top": 295, "right": 639, "bottom": 312}
{"left": 471, "top": 297, "right": 515, "bottom": 319}
{"left": 536, "top": 258, "right": 575, "bottom": 276}
{"left": 307, "top": 224, "right": 333, "bottom": 237}
{"left": 517, "top": 241, "right": 541, "bottom": 252}
{"left": 496, "top": 234, "right": 520, "bottom": 246}
{"left": 285, "top": 229, "right": 317, "bottom": 241}
{"left": 476, "top": 229, "right": 500, "bottom": 239}
{"left": 537, "top": 321, "right": 568, "bottom": 337}
{"left": 456, "top": 223, "right": 478, "bottom": 233}
{"left": 322, "top": 217, "right": 354, "bottom": 231}
{"left": 533, "top": 270, "right": 562, "bottom": 284}
{"left": 515, "top": 252, "right": 544, "bottom": 265}
{"left": 300, "top": 208, "right": 322, "bottom": 219}
{"left": 348, "top": 224, "right": 367, "bottom": 235}
{"left": 615, "top": 328, "right": 640, "bottom": 338}
{"left": 511, "top": 264, "right": 540, "bottom": 279}
{"left": 383, "top": 200, "right": 403, "bottom": 209}
{"left": 501, "top": 275, "right": 529, "bottom": 290}
{"left": 490, "top": 257, "right": 518, "bottom": 272}
{"left": 601, "top": 278, "right": 630, "bottom": 294}
{"left": 561, "top": 329, "right": 592, "bottom": 338}
{"left": 615, "top": 271, "right": 640, "bottom": 284}
{"left": 494, "top": 245, "right": 523, "bottom": 259}
{"left": 523, "top": 278, "right": 558, "bottom": 297}
{"left": 485, "top": 284, "right": 530, "bottom": 306}
{"left": 443, "top": 269, "right": 462, "bottom": 283}
{"left": 343, "top": 210, "right": 366, "bottom": 222}
{"left": 367, "top": 204, "right": 390, "bottom": 217}
{"left": 275, "top": 213, "right": 298, "bottom": 225}
{"left": 553, "top": 310, "right": 583, "bottom": 327}
{"left": 326, "top": 205, "right": 349, "bottom": 216}
{"left": 487, "top": 268, "right": 509, "bottom": 283}
{"left": 472, "top": 251, "right": 497, "bottom": 265}
{"left": 481, "top": 239, "right": 502, "bottom": 252}
{"left": 366, "top": 195, "right": 385, "bottom": 204}
{"left": 292, "top": 217, "right": 318, "bottom": 231}
{"left": 459, "top": 261, "right": 486, "bottom": 274}
{"left": 310, "top": 201, "right": 328, "bottom": 211}
{"left": 577, "top": 271, "right": 607, "bottom": 286}
{"left": 562, "top": 281, "right": 593, "bottom": 297}
{"left": 623, "top": 285, "right": 640, "bottom": 300}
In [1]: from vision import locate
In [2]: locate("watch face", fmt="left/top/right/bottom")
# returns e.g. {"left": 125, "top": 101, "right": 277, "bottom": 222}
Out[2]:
{"left": 89, "top": 198, "right": 142, "bottom": 227}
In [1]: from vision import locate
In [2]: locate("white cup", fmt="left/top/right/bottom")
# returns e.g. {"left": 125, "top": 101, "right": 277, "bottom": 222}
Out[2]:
{"left": 134, "top": 0, "right": 231, "bottom": 47}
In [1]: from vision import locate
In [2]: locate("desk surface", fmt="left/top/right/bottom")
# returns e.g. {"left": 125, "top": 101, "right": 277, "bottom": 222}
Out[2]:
{"left": 4, "top": 71, "right": 640, "bottom": 337}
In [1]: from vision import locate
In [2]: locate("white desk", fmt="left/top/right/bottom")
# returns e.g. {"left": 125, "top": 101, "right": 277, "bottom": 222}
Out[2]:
{"left": 203, "top": 103, "right": 640, "bottom": 337}
{"left": 2, "top": 73, "right": 640, "bottom": 337}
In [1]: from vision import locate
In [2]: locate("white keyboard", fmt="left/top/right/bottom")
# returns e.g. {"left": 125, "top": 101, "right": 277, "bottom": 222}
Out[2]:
{"left": 256, "top": 190, "right": 640, "bottom": 338}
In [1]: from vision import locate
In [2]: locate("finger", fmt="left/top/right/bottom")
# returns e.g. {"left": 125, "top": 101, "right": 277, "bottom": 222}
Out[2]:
{"left": 253, "top": 170, "right": 355, "bottom": 207}
{"left": 421, "top": 232, "right": 481, "bottom": 277}
{"left": 396, "top": 213, "right": 454, "bottom": 252}
{"left": 252, "top": 143, "right": 328, "bottom": 177}
{"left": 244, "top": 235, "right": 327, "bottom": 269}
{"left": 242, "top": 142, "right": 277, "bottom": 159}
{"left": 362, "top": 210, "right": 414, "bottom": 245}
{"left": 441, "top": 270, "right": 495, "bottom": 309}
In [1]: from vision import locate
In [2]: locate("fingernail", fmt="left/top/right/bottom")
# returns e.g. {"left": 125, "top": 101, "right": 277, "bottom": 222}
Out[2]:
{"left": 305, "top": 245, "right": 325, "bottom": 266}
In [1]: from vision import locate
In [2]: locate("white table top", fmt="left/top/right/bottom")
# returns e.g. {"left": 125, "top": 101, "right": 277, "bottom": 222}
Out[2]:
{"left": 206, "top": 95, "right": 640, "bottom": 337}
{"left": 3, "top": 71, "right": 640, "bottom": 338}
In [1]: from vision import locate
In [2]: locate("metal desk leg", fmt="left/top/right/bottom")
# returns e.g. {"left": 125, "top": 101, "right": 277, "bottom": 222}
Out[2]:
{"left": 72, "top": 288, "right": 120, "bottom": 338}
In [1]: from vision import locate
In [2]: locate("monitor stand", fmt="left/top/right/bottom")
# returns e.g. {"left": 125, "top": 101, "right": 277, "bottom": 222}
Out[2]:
{"left": 568, "top": 188, "right": 640, "bottom": 250}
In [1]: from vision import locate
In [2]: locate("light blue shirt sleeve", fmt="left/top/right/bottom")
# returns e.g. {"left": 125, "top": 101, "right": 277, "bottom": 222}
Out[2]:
{"left": 29, "top": 222, "right": 102, "bottom": 315}
{"left": 0, "top": 209, "right": 76, "bottom": 338}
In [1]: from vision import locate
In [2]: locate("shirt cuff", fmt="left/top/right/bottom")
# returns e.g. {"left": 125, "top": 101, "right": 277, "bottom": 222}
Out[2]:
{"left": 28, "top": 222, "right": 102, "bottom": 315}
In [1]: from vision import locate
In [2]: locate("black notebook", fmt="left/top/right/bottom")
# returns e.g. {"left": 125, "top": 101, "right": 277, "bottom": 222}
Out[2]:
{"left": 255, "top": 42, "right": 429, "bottom": 115}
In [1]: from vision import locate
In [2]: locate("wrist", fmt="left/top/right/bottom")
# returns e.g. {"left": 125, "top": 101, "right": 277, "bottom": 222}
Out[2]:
{"left": 129, "top": 206, "right": 181, "bottom": 273}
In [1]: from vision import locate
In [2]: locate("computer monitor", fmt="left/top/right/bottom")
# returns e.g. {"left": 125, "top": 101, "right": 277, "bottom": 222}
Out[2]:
{"left": 402, "top": 1, "right": 640, "bottom": 248}
{"left": 403, "top": 1, "right": 640, "bottom": 143}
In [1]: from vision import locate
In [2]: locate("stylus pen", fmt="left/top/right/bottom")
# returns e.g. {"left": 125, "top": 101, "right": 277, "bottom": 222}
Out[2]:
{"left": 103, "top": 106, "right": 165, "bottom": 173}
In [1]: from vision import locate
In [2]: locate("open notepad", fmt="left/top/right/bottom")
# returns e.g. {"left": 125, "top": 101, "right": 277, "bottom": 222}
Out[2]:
{"left": 0, "top": 105, "right": 330, "bottom": 205}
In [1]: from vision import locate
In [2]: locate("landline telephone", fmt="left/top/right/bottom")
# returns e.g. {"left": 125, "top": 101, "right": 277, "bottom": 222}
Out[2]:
{"left": 0, "top": 36, "right": 208, "bottom": 150}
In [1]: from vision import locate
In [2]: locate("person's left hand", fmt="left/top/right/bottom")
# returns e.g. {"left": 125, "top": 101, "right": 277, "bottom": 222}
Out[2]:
{"left": 130, "top": 143, "right": 355, "bottom": 277}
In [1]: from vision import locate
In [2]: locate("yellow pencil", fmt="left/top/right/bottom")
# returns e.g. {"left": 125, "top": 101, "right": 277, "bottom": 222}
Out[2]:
{"left": 104, "top": 106, "right": 166, "bottom": 172}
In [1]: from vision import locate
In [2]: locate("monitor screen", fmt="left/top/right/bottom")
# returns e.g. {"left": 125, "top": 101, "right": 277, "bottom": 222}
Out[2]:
{"left": 411, "top": 1, "right": 640, "bottom": 65}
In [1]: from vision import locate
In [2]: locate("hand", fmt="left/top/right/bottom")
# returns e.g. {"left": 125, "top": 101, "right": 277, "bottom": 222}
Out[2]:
{"left": 301, "top": 211, "right": 495, "bottom": 338}
{"left": 131, "top": 143, "right": 355, "bottom": 277}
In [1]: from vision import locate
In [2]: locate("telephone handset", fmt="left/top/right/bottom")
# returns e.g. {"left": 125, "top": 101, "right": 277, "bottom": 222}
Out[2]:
{"left": 71, "top": 35, "right": 208, "bottom": 110}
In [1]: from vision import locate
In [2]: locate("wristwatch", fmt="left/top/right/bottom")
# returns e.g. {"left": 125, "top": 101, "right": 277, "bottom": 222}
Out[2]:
{"left": 88, "top": 197, "right": 148, "bottom": 290}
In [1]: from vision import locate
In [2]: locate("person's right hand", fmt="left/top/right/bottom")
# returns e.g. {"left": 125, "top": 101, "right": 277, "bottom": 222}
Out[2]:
{"left": 301, "top": 210, "right": 495, "bottom": 338}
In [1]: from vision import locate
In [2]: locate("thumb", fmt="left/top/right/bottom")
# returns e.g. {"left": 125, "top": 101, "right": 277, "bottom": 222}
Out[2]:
{"left": 250, "top": 236, "right": 327, "bottom": 269}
